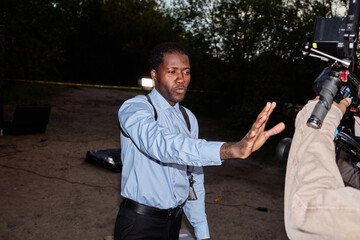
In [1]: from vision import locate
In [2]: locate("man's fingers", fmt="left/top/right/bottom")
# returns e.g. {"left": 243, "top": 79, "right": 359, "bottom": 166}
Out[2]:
{"left": 251, "top": 113, "right": 267, "bottom": 134}
{"left": 250, "top": 102, "right": 278, "bottom": 137}
{"left": 256, "top": 102, "right": 271, "bottom": 121}
{"left": 254, "top": 102, "right": 276, "bottom": 128}
{"left": 259, "top": 102, "right": 276, "bottom": 120}
{"left": 256, "top": 102, "right": 273, "bottom": 124}
{"left": 242, "top": 102, "right": 285, "bottom": 156}
{"left": 341, "top": 97, "right": 352, "bottom": 107}
{"left": 266, "top": 102, "right": 277, "bottom": 117}
{"left": 265, "top": 122, "right": 285, "bottom": 138}
{"left": 336, "top": 97, "right": 352, "bottom": 115}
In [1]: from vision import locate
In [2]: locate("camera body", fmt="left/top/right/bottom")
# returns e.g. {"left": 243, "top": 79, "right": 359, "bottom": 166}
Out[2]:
{"left": 312, "top": 16, "right": 355, "bottom": 60}
{"left": 311, "top": 0, "right": 360, "bottom": 61}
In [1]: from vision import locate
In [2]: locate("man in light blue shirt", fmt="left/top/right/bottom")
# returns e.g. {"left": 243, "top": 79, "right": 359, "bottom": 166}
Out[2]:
{"left": 114, "top": 42, "right": 285, "bottom": 240}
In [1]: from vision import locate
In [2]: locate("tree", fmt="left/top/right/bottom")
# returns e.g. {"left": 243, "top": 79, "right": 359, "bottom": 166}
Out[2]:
{"left": 1, "top": 0, "right": 73, "bottom": 80}
{"left": 170, "top": 0, "right": 337, "bottom": 132}
{"left": 61, "top": 0, "right": 187, "bottom": 85}
{"left": 1, "top": 0, "right": 188, "bottom": 85}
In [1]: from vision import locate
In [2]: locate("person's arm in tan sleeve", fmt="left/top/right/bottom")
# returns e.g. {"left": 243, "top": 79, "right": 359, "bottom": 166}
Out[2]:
{"left": 285, "top": 98, "right": 360, "bottom": 240}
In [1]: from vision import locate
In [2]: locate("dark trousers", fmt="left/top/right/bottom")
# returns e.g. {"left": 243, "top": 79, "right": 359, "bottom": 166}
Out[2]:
{"left": 114, "top": 200, "right": 184, "bottom": 240}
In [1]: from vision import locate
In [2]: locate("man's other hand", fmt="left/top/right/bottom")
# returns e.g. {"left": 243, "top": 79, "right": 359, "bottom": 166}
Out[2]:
{"left": 334, "top": 97, "right": 352, "bottom": 115}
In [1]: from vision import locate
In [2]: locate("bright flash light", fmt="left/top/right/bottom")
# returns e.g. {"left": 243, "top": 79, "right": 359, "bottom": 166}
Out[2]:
{"left": 141, "top": 78, "right": 154, "bottom": 89}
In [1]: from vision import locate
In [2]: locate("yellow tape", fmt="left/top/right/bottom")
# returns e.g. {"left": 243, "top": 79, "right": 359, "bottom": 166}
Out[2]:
{"left": 13, "top": 79, "right": 210, "bottom": 93}
{"left": 14, "top": 79, "right": 142, "bottom": 90}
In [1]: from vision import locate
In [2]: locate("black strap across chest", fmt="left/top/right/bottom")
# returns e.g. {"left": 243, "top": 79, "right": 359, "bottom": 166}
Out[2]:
{"left": 121, "top": 95, "right": 191, "bottom": 138}
{"left": 146, "top": 95, "right": 191, "bottom": 132}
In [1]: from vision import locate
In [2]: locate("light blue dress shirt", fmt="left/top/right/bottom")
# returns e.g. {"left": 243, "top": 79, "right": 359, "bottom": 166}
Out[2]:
{"left": 118, "top": 88, "right": 224, "bottom": 239}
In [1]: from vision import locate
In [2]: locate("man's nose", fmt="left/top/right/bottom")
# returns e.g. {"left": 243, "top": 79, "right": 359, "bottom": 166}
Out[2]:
{"left": 176, "top": 71, "right": 185, "bottom": 83}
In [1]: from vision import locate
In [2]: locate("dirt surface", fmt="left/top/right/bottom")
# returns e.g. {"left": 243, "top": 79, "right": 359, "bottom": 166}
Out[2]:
{"left": 0, "top": 87, "right": 288, "bottom": 240}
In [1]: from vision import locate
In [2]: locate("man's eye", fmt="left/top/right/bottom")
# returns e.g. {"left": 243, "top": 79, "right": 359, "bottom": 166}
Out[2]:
{"left": 183, "top": 71, "right": 190, "bottom": 75}
{"left": 168, "top": 71, "right": 176, "bottom": 74}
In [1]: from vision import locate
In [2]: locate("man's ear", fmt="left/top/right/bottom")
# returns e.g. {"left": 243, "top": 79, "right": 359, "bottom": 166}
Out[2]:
{"left": 151, "top": 69, "right": 157, "bottom": 83}
{"left": 150, "top": 69, "right": 157, "bottom": 81}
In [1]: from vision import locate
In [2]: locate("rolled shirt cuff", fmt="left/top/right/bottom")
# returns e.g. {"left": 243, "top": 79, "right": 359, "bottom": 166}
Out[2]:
{"left": 200, "top": 141, "right": 225, "bottom": 166}
{"left": 194, "top": 222, "right": 210, "bottom": 240}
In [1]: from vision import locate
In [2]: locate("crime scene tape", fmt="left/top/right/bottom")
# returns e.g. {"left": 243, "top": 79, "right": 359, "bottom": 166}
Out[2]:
{"left": 14, "top": 79, "right": 142, "bottom": 91}
{"left": 12, "top": 79, "right": 209, "bottom": 93}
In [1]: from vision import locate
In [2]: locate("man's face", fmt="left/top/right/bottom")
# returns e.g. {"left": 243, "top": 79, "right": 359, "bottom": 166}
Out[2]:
{"left": 151, "top": 52, "right": 190, "bottom": 106}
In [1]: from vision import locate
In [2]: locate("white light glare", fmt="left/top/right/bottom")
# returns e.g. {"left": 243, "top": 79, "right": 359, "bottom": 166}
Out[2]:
{"left": 141, "top": 78, "right": 154, "bottom": 88}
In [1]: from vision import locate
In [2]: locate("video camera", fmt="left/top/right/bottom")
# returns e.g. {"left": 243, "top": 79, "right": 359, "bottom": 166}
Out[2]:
{"left": 304, "top": 0, "right": 360, "bottom": 129}
{"left": 277, "top": 0, "right": 360, "bottom": 163}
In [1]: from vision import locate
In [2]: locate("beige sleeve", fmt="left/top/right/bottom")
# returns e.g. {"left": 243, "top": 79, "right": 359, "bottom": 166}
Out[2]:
{"left": 284, "top": 101, "right": 360, "bottom": 240}
{"left": 354, "top": 116, "right": 360, "bottom": 136}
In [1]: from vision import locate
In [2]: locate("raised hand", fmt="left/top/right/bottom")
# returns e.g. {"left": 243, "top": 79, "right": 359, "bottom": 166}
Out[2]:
{"left": 220, "top": 102, "right": 285, "bottom": 159}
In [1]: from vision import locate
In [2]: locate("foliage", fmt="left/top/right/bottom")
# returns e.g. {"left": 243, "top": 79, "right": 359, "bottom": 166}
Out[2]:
{"left": 61, "top": 0, "right": 187, "bottom": 85}
{"left": 1, "top": 0, "right": 346, "bottom": 133}
{"left": 1, "top": 0, "right": 187, "bottom": 84}
{"left": 1, "top": 0, "right": 70, "bottom": 80}
{"left": 168, "top": 0, "right": 336, "bottom": 132}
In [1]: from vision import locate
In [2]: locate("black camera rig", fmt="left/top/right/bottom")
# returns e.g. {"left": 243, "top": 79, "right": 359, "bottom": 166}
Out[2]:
{"left": 303, "top": 0, "right": 360, "bottom": 129}
{"left": 277, "top": 0, "right": 360, "bottom": 163}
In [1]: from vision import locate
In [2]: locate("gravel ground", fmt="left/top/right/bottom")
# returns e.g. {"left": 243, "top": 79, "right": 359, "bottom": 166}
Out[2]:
{"left": 0, "top": 87, "right": 288, "bottom": 240}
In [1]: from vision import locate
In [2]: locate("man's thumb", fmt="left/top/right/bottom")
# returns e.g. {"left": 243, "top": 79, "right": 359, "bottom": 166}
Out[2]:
{"left": 338, "top": 97, "right": 352, "bottom": 115}
{"left": 343, "top": 97, "right": 352, "bottom": 107}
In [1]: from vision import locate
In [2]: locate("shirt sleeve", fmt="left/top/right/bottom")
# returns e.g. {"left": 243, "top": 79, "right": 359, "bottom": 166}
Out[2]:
{"left": 183, "top": 166, "right": 210, "bottom": 240}
{"left": 284, "top": 101, "right": 360, "bottom": 240}
{"left": 119, "top": 97, "right": 223, "bottom": 167}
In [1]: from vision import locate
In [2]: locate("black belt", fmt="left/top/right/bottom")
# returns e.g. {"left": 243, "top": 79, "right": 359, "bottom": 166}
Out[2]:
{"left": 121, "top": 198, "right": 186, "bottom": 220}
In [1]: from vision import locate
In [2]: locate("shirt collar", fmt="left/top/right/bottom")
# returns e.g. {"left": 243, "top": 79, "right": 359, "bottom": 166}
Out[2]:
{"left": 149, "top": 88, "right": 180, "bottom": 111}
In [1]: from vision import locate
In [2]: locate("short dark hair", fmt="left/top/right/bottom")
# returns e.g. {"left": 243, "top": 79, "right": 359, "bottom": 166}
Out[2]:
{"left": 149, "top": 42, "right": 190, "bottom": 72}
